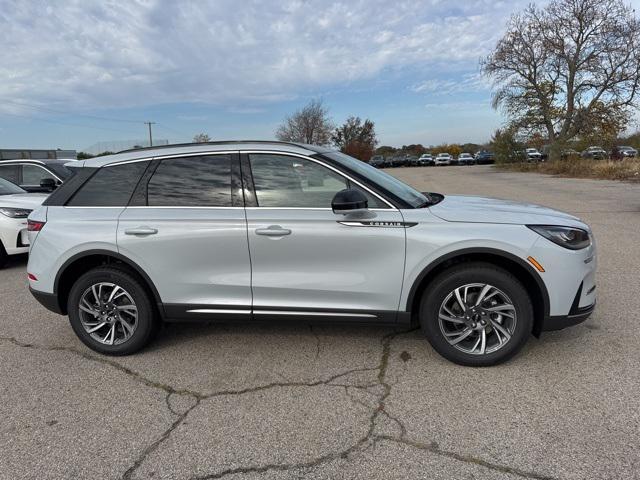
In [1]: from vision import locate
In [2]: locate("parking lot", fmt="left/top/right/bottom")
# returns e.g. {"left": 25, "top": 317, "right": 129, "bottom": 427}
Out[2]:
{"left": 1, "top": 164, "right": 639, "bottom": 480}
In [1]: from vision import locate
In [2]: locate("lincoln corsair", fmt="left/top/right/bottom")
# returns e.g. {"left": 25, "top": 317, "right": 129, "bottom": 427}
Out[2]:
{"left": 26, "top": 141, "right": 596, "bottom": 366}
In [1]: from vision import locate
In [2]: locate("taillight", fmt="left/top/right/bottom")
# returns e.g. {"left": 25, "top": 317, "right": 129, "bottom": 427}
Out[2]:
{"left": 27, "top": 219, "right": 45, "bottom": 232}
{"left": 27, "top": 273, "right": 38, "bottom": 281}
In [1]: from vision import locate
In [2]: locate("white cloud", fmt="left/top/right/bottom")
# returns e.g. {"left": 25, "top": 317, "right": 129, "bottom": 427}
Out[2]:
{"left": 412, "top": 73, "right": 491, "bottom": 95}
{"left": 0, "top": 0, "right": 530, "bottom": 110}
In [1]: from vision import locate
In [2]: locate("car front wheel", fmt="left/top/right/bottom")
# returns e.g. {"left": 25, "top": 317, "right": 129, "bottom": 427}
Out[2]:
{"left": 420, "top": 263, "right": 533, "bottom": 366}
{"left": 68, "top": 266, "right": 157, "bottom": 355}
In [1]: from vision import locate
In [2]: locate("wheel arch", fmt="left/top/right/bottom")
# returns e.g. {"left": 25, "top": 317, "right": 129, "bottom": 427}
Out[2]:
{"left": 54, "top": 249, "right": 163, "bottom": 316}
{"left": 405, "top": 248, "right": 550, "bottom": 336}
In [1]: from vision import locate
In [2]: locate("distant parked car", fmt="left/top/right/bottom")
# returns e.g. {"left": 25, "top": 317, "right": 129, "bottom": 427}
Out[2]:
{"left": 457, "top": 153, "right": 475, "bottom": 165}
{"left": 581, "top": 146, "right": 607, "bottom": 160}
{"left": 475, "top": 151, "right": 495, "bottom": 164}
{"left": 0, "top": 177, "right": 46, "bottom": 267}
{"left": 388, "top": 155, "right": 403, "bottom": 167}
{"left": 370, "top": 155, "right": 385, "bottom": 168}
{"left": 434, "top": 153, "right": 452, "bottom": 166}
{"left": 560, "top": 149, "right": 580, "bottom": 160}
{"left": 525, "top": 148, "right": 542, "bottom": 162}
{"left": 617, "top": 146, "right": 637, "bottom": 158}
{"left": 0, "top": 159, "right": 74, "bottom": 192}
{"left": 405, "top": 155, "right": 419, "bottom": 166}
{"left": 418, "top": 153, "right": 434, "bottom": 166}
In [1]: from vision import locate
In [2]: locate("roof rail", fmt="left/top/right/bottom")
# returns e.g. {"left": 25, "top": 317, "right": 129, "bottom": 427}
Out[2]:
{"left": 116, "top": 140, "right": 316, "bottom": 154}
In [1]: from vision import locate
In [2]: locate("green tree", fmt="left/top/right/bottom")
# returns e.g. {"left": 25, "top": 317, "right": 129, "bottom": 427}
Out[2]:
{"left": 491, "top": 128, "right": 523, "bottom": 163}
{"left": 331, "top": 116, "right": 378, "bottom": 161}
{"left": 193, "top": 133, "right": 211, "bottom": 143}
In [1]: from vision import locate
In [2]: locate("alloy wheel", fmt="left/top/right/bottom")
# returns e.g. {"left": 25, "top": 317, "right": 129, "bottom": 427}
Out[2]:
{"left": 438, "top": 283, "right": 517, "bottom": 355}
{"left": 78, "top": 282, "right": 138, "bottom": 345}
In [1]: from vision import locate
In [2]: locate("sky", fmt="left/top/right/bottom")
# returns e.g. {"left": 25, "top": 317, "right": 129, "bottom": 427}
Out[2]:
{"left": 1, "top": 0, "right": 638, "bottom": 151}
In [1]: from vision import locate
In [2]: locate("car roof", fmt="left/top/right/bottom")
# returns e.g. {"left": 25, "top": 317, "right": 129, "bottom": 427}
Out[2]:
{"left": 0, "top": 158, "right": 76, "bottom": 166}
{"left": 76, "top": 141, "right": 333, "bottom": 168}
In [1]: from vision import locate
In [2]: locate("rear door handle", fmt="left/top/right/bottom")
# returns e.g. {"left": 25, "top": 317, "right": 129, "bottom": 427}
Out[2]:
{"left": 255, "top": 225, "right": 291, "bottom": 237}
{"left": 124, "top": 226, "right": 158, "bottom": 236}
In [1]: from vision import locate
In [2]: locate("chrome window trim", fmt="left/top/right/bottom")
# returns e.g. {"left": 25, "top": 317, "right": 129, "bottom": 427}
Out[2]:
{"left": 243, "top": 150, "right": 396, "bottom": 210}
{"left": 104, "top": 151, "right": 238, "bottom": 167}
{"left": 62, "top": 206, "right": 126, "bottom": 209}
{"left": 87, "top": 149, "right": 396, "bottom": 210}
{"left": 125, "top": 206, "right": 243, "bottom": 210}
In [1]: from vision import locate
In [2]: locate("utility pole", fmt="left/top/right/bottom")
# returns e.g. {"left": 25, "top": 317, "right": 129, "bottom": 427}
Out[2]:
{"left": 144, "top": 121, "right": 156, "bottom": 147}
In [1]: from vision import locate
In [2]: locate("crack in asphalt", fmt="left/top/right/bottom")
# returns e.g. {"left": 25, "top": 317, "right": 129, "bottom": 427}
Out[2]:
{"left": 122, "top": 397, "right": 201, "bottom": 480}
{"left": 1, "top": 331, "right": 558, "bottom": 480}
{"left": 375, "top": 436, "right": 558, "bottom": 480}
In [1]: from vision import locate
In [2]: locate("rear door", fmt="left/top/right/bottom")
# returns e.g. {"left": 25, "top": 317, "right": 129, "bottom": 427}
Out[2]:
{"left": 242, "top": 152, "right": 406, "bottom": 323}
{"left": 117, "top": 152, "right": 252, "bottom": 320}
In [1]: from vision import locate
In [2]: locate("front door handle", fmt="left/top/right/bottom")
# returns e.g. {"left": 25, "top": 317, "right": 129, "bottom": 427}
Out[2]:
{"left": 255, "top": 225, "right": 291, "bottom": 237}
{"left": 124, "top": 226, "right": 158, "bottom": 236}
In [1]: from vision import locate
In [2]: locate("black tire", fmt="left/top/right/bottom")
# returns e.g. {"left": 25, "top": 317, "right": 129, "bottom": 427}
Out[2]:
{"left": 0, "top": 242, "right": 8, "bottom": 269}
{"left": 419, "top": 262, "right": 533, "bottom": 367}
{"left": 68, "top": 266, "right": 158, "bottom": 355}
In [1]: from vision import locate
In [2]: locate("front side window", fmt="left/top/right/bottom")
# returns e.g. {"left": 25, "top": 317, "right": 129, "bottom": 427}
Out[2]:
{"left": 322, "top": 151, "right": 428, "bottom": 208}
{"left": 147, "top": 155, "right": 232, "bottom": 207}
{"left": 67, "top": 162, "right": 148, "bottom": 206}
{"left": 249, "top": 154, "right": 386, "bottom": 208}
{"left": 22, "top": 164, "right": 55, "bottom": 185}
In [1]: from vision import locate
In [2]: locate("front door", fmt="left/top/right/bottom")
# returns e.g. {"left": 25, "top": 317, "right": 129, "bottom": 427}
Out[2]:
{"left": 117, "top": 153, "right": 252, "bottom": 320}
{"left": 243, "top": 152, "right": 406, "bottom": 323}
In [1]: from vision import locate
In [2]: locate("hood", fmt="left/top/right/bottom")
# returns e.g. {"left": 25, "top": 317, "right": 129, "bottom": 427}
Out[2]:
{"left": 0, "top": 193, "right": 47, "bottom": 210}
{"left": 429, "top": 195, "right": 586, "bottom": 228}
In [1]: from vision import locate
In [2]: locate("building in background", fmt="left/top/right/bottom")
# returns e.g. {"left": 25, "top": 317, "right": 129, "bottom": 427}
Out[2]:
{"left": 0, "top": 148, "right": 77, "bottom": 160}
{"left": 83, "top": 139, "right": 169, "bottom": 155}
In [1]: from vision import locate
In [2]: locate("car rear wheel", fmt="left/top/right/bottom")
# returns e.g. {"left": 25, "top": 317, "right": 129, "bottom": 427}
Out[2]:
{"left": 420, "top": 263, "right": 533, "bottom": 366}
{"left": 68, "top": 266, "right": 157, "bottom": 355}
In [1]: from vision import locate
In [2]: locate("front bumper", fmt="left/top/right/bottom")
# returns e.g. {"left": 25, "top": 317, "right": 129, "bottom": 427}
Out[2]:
{"left": 540, "top": 282, "right": 595, "bottom": 331}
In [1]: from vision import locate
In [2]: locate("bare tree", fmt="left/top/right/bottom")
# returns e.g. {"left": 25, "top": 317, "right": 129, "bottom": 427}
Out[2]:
{"left": 332, "top": 116, "right": 378, "bottom": 161}
{"left": 193, "top": 133, "right": 211, "bottom": 143}
{"left": 482, "top": 0, "right": 640, "bottom": 158}
{"left": 275, "top": 99, "right": 334, "bottom": 145}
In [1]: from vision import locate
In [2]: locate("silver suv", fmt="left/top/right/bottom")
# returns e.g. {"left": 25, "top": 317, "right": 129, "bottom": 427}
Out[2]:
{"left": 27, "top": 141, "right": 597, "bottom": 366}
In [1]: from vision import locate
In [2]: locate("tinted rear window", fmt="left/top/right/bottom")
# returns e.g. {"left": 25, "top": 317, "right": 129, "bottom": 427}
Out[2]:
{"left": 147, "top": 155, "right": 232, "bottom": 207}
{"left": 67, "top": 162, "right": 148, "bottom": 206}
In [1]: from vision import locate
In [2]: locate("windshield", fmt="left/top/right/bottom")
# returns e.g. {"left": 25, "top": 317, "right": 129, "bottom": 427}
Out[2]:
{"left": 321, "top": 151, "right": 429, "bottom": 208}
{"left": 0, "top": 177, "right": 26, "bottom": 195}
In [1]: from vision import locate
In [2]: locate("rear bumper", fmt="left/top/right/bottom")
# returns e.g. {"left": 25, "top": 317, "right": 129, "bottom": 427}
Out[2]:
{"left": 29, "top": 286, "right": 64, "bottom": 315}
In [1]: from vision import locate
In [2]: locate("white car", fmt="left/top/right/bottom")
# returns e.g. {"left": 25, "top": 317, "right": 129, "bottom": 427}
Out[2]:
{"left": 457, "top": 153, "right": 475, "bottom": 165}
{"left": 526, "top": 148, "right": 542, "bottom": 162}
{"left": 26, "top": 141, "right": 597, "bottom": 366}
{"left": 434, "top": 153, "right": 452, "bottom": 166}
{"left": 0, "top": 178, "right": 46, "bottom": 267}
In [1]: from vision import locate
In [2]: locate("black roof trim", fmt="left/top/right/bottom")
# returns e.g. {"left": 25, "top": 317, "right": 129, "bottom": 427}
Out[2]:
{"left": 116, "top": 140, "right": 333, "bottom": 155}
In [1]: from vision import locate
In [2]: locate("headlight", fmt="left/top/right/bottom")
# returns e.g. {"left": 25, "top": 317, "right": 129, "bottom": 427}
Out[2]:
{"left": 0, "top": 207, "right": 32, "bottom": 218}
{"left": 528, "top": 225, "right": 591, "bottom": 250}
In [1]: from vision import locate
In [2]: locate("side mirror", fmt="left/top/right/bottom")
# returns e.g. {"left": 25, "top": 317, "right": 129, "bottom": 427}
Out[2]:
{"left": 332, "top": 188, "right": 368, "bottom": 215}
{"left": 39, "top": 178, "right": 57, "bottom": 192}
